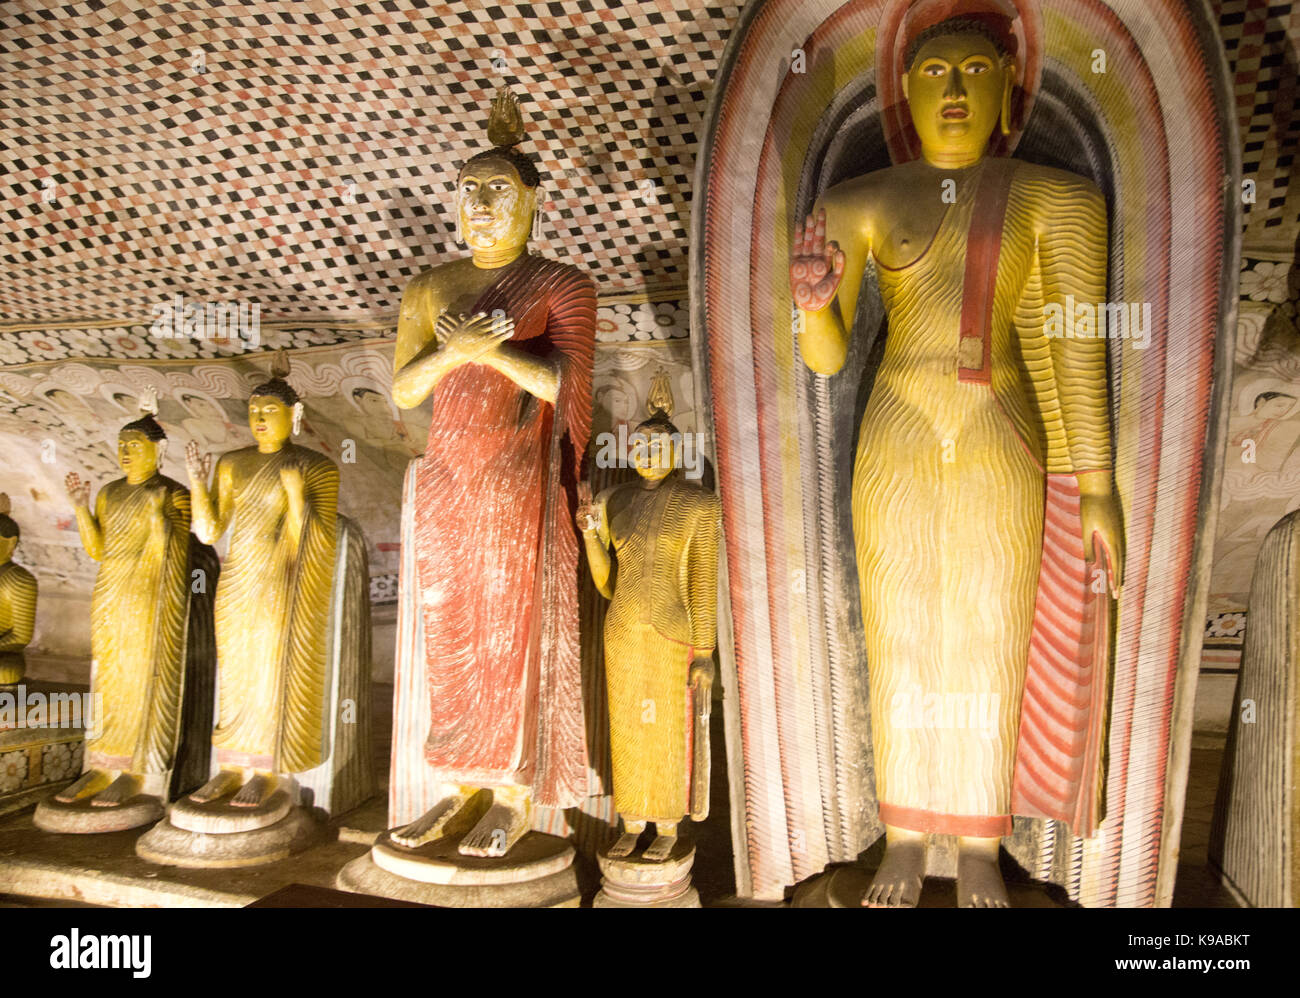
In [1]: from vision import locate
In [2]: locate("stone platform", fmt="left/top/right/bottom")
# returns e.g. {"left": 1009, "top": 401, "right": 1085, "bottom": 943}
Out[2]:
{"left": 0, "top": 806, "right": 372, "bottom": 907}
{"left": 0, "top": 681, "right": 87, "bottom": 818}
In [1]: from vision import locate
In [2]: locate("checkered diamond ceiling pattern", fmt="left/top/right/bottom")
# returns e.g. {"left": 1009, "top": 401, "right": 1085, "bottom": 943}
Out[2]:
{"left": 0, "top": 0, "right": 1296, "bottom": 357}
{"left": 1, "top": 0, "right": 738, "bottom": 332}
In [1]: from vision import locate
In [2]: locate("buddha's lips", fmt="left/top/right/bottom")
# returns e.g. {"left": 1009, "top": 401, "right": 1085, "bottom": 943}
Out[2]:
{"left": 942, "top": 107, "right": 969, "bottom": 119}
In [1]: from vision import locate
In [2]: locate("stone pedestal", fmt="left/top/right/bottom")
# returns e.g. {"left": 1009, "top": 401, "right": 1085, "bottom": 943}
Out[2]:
{"left": 33, "top": 792, "right": 163, "bottom": 834}
{"left": 0, "top": 682, "right": 85, "bottom": 817}
{"left": 335, "top": 829, "right": 581, "bottom": 907}
{"left": 593, "top": 838, "right": 700, "bottom": 908}
{"left": 135, "top": 788, "right": 320, "bottom": 869}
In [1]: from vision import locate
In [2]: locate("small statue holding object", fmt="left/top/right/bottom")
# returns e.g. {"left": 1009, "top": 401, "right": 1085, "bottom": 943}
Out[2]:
{"left": 577, "top": 372, "right": 720, "bottom": 865}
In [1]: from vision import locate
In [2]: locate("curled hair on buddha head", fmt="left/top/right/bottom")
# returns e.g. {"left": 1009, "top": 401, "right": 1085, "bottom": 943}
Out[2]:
{"left": 634, "top": 368, "right": 682, "bottom": 438}
{"left": 459, "top": 89, "right": 541, "bottom": 189}
{"left": 119, "top": 387, "right": 167, "bottom": 442}
{"left": 251, "top": 350, "right": 305, "bottom": 436}
{"left": 904, "top": 13, "right": 1017, "bottom": 70}
{"left": 0, "top": 493, "right": 18, "bottom": 541}
{"left": 251, "top": 349, "right": 300, "bottom": 406}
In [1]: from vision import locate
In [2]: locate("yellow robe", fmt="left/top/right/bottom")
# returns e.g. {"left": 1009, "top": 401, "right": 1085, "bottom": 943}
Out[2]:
{"left": 85, "top": 476, "right": 191, "bottom": 774}
{"left": 601, "top": 479, "right": 720, "bottom": 822}
{"left": 855, "top": 158, "right": 1110, "bottom": 836}
{"left": 0, "top": 561, "right": 37, "bottom": 685}
{"left": 210, "top": 444, "right": 338, "bottom": 773}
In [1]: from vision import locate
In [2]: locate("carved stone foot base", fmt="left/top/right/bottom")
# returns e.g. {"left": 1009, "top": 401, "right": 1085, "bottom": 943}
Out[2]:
{"left": 791, "top": 863, "right": 1064, "bottom": 908}
{"left": 335, "top": 829, "right": 580, "bottom": 907}
{"left": 593, "top": 837, "right": 700, "bottom": 908}
{"left": 168, "top": 788, "right": 291, "bottom": 834}
{"left": 34, "top": 792, "right": 164, "bottom": 834}
{"left": 135, "top": 805, "right": 319, "bottom": 868}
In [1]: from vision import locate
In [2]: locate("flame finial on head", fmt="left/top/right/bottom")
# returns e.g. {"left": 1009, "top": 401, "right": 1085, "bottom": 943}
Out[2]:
{"left": 647, "top": 368, "right": 675, "bottom": 419}
{"left": 487, "top": 88, "right": 526, "bottom": 148}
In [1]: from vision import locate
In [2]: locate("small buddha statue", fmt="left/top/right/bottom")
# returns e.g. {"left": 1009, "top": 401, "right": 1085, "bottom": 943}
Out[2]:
{"left": 0, "top": 494, "right": 37, "bottom": 687}
{"left": 182, "top": 351, "right": 339, "bottom": 811}
{"left": 792, "top": 3, "right": 1123, "bottom": 907}
{"left": 50, "top": 394, "right": 192, "bottom": 813}
{"left": 577, "top": 372, "right": 720, "bottom": 865}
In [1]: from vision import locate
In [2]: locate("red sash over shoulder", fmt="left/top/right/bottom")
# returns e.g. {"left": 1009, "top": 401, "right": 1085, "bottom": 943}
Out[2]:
{"left": 962, "top": 158, "right": 1111, "bottom": 839}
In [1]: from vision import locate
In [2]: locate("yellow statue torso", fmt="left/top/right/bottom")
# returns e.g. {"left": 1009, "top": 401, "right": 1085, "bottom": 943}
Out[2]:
{"left": 209, "top": 443, "right": 339, "bottom": 773}
{"left": 0, "top": 560, "right": 37, "bottom": 685}
{"left": 820, "top": 155, "right": 1111, "bottom": 824}
{"left": 598, "top": 479, "right": 720, "bottom": 823}
{"left": 86, "top": 474, "right": 191, "bottom": 773}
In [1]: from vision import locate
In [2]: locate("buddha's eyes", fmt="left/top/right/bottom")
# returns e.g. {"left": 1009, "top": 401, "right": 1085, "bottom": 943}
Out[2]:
{"left": 921, "top": 61, "right": 947, "bottom": 77}
{"left": 964, "top": 60, "right": 991, "bottom": 75}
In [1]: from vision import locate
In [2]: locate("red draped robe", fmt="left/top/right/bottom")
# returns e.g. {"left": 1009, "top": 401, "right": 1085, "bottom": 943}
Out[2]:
{"left": 411, "top": 254, "right": 595, "bottom": 809}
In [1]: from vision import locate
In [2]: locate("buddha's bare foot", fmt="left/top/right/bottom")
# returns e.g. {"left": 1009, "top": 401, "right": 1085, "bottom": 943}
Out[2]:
{"left": 230, "top": 772, "right": 277, "bottom": 808}
{"left": 188, "top": 770, "right": 240, "bottom": 803}
{"left": 458, "top": 802, "right": 528, "bottom": 858}
{"left": 863, "top": 839, "right": 925, "bottom": 908}
{"left": 54, "top": 770, "right": 109, "bottom": 803}
{"left": 607, "top": 831, "right": 641, "bottom": 858}
{"left": 89, "top": 773, "right": 140, "bottom": 807}
{"left": 957, "top": 842, "right": 1009, "bottom": 908}
{"left": 390, "top": 793, "right": 472, "bottom": 849}
{"left": 644, "top": 832, "right": 678, "bottom": 862}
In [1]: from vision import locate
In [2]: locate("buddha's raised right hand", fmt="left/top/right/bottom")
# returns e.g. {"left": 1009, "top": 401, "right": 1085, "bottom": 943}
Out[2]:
{"left": 574, "top": 480, "right": 601, "bottom": 535}
{"left": 184, "top": 440, "right": 212, "bottom": 487}
{"left": 790, "top": 207, "right": 846, "bottom": 313}
{"left": 64, "top": 472, "right": 91, "bottom": 508}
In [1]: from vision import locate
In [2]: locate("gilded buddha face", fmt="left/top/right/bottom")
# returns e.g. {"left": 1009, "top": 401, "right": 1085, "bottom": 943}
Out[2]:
{"left": 248, "top": 394, "right": 293, "bottom": 449}
{"left": 457, "top": 155, "right": 536, "bottom": 253}
{"left": 631, "top": 428, "right": 677, "bottom": 483}
{"left": 117, "top": 430, "right": 159, "bottom": 482}
{"left": 903, "top": 31, "right": 1014, "bottom": 165}
{"left": 0, "top": 533, "right": 15, "bottom": 564}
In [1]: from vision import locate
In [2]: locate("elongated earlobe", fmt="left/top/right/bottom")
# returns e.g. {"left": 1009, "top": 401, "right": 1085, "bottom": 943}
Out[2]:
{"left": 1000, "top": 61, "right": 1016, "bottom": 137}
{"left": 292, "top": 402, "right": 304, "bottom": 437}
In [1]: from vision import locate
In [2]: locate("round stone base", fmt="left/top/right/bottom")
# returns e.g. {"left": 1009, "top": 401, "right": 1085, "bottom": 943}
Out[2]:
{"left": 594, "top": 837, "right": 698, "bottom": 907}
{"left": 336, "top": 851, "right": 581, "bottom": 907}
{"left": 135, "top": 805, "right": 319, "bottom": 868}
{"left": 168, "top": 788, "right": 291, "bottom": 834}
{"left": 34, "top": 793, "right": 164, "bottom": 834}
{"left": 371, "top": 829, "right": 575, "bottom": 886}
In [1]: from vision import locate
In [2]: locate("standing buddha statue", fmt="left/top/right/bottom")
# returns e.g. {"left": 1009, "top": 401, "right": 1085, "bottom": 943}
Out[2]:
{"left": 36, "top": 394, "right": 194, "bottom": 829}
{"left": 181, "top": 351, "right": 339, "bottom": 814}
{"left": 382, "top": 88, "right": 596, "bottom": 862}
{"left": 792, "top": 1, "right": 1123, "bottom": 907}
{"left": 577, "top": 373, "right": 720, "bottom": 906}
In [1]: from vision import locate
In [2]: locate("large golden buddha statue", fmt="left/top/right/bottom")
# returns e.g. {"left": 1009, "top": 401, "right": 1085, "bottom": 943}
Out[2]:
{"left": 792, "top": 5, "right": 1123, "bottom": 907}
{"left": 46, "top": 396, "right": 191, "bottom": 822}
{"left": 0, "top": 494, "right": 36, "bottom": 687}
{"left": 182, "top": 352, "right": 339, "bottom": 812}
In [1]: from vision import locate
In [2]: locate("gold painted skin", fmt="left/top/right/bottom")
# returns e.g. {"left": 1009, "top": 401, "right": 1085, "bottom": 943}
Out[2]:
{"left": 0, "top": 519, "right": 36, "bottom": 687}
{"left": 184, "top": 394, "right": 339, "bottom": 809}
{"left": 387, "top": 151, "right": 563, "bottom": 859}
{"left": 793, "top": 31, "right": 1124, "bottom": 908}
{"left": 577, "top": 431, "right": 720, "bottom": 862}
{"left": 58, "top": 433, "right": 191, "bottom": 807}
